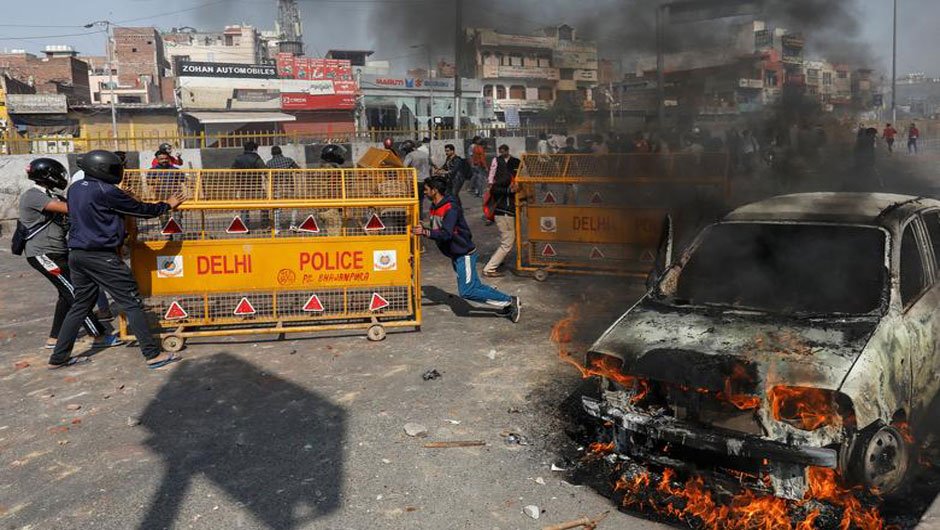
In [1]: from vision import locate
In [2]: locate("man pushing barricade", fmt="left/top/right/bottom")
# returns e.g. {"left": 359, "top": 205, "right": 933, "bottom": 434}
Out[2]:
{"left": 49, "top": 150, "right": 188, "bottom": 369}
{"left": 413, "top": 176, "right": 521, "bottom": 323}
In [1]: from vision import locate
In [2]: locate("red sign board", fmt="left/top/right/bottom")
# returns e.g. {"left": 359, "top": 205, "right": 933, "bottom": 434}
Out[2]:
{"left": 277, "top": 54, "right": 358, "bottom": 110}
{"left": 281, "top": 93, "right": 356, "bottom": 111}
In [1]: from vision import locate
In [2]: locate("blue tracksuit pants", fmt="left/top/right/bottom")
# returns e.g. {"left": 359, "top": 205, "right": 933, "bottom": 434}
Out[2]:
{"left": 452, "top": 253, "right": 512, "bottom": 307}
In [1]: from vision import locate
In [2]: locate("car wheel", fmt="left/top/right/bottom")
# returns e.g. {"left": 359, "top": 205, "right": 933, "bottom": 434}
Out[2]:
{"left": 851, "top": 425, "right": 910, "bottom": 495}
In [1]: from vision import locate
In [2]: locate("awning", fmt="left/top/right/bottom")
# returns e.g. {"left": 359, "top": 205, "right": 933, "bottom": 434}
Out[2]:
{"left": 184, "top": 112, "right": 297, "bottom": 125}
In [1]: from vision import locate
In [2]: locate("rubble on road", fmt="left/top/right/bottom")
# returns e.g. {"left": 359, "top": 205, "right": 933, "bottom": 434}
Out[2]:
{"left": 523, "top": 505, "right": 541, "bottom": 519}
{"left": 404, "top": 423, "right": 428, "bottom": 437}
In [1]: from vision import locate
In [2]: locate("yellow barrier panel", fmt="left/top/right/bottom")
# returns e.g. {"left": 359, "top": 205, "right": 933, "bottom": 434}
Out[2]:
{"left": 120, "top": 168, "right": 421, "bottom": 350}
{"left": 514, "top": 153, "right": 729, "bottom": 280}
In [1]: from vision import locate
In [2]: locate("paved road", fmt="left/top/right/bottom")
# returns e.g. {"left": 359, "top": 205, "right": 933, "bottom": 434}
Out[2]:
{"left": 0, "top": 202, "right": 663, "bottom": 530}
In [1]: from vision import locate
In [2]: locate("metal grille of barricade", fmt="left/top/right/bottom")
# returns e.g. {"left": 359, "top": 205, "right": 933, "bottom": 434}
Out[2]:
{"left": 123, "top": 168, "right": 417, "bottom": 203}
{"left": 515, "top": 153, "right": 729, "bottom": 278}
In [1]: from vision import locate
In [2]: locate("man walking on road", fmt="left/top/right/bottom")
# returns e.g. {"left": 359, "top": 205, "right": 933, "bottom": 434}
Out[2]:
{"left": 414, "top": 176, "right": 521, "bottom": 322}
{"left": 50, "top": 150, "right": 187, "bottom": 369}
{"left": 883, "top": 123, "right": 898, "bottom": 153}
{"left": 483, "top": 145, "right": 521, "bottom": 278}
{"left": 908, "top": 123, "right": 920, "bottom": 154}
{"left": 434, "top": 143, "right": 469, "bottom": 206}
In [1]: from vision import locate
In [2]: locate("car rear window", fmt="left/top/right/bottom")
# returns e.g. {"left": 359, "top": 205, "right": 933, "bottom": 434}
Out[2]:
{"left": 671, "top": 223, "right": 887, "bottom": 316}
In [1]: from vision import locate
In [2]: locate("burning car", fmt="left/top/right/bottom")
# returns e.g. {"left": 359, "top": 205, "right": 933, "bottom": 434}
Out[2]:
{"left": 582, "top": 193, "right": 940, "bottom": 500}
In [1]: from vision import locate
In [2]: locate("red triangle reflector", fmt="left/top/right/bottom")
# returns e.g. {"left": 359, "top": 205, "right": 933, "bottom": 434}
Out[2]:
{"left": 541, "top": 243, "right": 557, "bottom": 257}
{"left": 161, "top": 217, "right": 183, "bottom": 235}
{"left": 590, "top": 192, "right": 603, "bottom": 204}
{"left": 640, "top": 249, "right": 656, "bottom": 263}
{"left": 543, "top": 191, "right": 557, "bottom": 204}
{"left": 164, "top": 301, "right": 188, "bottom": 320}
{"left": 226, "top": 216, "right": 249, "bottom": 234}
{"left": 590, "top": 246, "right": 606, "bottom": 260}
{"left": 302, "top": 294, "right": 325, "bottom": 312}
{"left": 233, "top": 297, "right": 256, "bottom": 316}
{"left": 364, "top": 213, "right": 386, "bottom": 231}
{"left": 297, "top": 215, "right": 320, "bottom": 233}
{"left": 369, "top": 293, "right": 390, "bottom": 312}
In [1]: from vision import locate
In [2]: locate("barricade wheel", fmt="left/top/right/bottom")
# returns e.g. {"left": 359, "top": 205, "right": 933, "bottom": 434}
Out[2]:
{"left": 162, "top": 335, "right": 186, "bottom": 353}
{"left": 534, "top": 269, "right": 550, "bottom": 282}
{"left": 367, "top": 325, "right": 387, "bottom": 342}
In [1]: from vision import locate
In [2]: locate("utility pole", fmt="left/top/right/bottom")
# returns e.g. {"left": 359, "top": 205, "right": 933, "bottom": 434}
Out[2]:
{"left": 454, "top": 0, "right": 463, "bottom": 140}
{"left": 656, "top": 6, "right": 666, "bottom": 131}
{"left": 85, "top": 20, "right": 118, "bottom": 145}
{"left": 891, "top": 0, "right": 898, "bottom": 124}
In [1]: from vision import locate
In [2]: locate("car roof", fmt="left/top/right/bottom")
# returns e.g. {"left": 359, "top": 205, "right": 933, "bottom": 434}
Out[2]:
{"left": 724, "top": 193, "right": 940, "bottom": 226}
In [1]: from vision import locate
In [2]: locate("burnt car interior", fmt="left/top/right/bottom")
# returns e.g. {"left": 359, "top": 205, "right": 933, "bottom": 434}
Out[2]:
{"left": 664, "top": 223, "right": 888, "bottom": 316}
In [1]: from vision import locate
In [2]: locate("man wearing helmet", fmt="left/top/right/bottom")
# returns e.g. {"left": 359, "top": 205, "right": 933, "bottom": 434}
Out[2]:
{"left": 317, "top": 144, "right": 347, "bottom": 235}
{"left": 18, "top": 158, "right": 121, "bottom": 352}
{"left": 150, "top": 143, "right": 183, "bottom": 168}
{"left": 50, "top": 150, "right": 187, "bottom": 369}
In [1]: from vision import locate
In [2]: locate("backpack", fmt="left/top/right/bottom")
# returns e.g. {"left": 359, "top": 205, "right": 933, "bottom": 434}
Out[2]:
{"left": 11, "top": 217, "right": 53, "bottom": 256}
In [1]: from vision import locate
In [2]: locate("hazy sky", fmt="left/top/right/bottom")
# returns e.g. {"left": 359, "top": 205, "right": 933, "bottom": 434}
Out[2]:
{"left": 1, "top": 0, "right": 936, "bottom": 75}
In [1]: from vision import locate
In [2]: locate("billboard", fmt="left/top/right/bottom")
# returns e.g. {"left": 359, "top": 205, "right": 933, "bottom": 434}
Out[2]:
{"left": 178, "top": 61, "right": 277, "bottom": 79}
{"left": 276, "top": 54, "right": 358, "bottom": 110}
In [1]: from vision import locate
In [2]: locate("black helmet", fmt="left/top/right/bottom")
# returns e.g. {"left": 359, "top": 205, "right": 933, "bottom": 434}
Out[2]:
{"left": 400, "top": 140, "right": 416, "bottom": 154}
{"left": 320, "top": 144, "right": 346, "bottom": 165}
{"left": 159, "top": 143, "right": 173, "bottom": 153}
{"left": 79, "top": 150, "right": 125, "bottom": 184}
{"left": 26, "top": 158, "right": 68, "bottom": 190}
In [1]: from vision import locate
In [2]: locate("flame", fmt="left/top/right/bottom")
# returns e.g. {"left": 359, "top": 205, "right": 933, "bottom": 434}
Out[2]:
{"left": 769, "top": 386, "right": 839, "bottom": 431}
{"left": 715, "top": 364, "right": 762, "bottom": 410}
{"left": 553, "top": 304, "right": 649, "bottom": 402}
{"left": 893, "top": 421, "right": 915, "bottom": 444}
{"left": 588, "top": 441, "right": 615, "bottom": 455}
{"left": 614, "top": 465, "right": 886, "bottom": 530}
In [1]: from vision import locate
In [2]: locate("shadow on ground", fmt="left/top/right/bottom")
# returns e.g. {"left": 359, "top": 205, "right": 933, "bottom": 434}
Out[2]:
{"left": 138, "top": 353, "right": 346, "bottom": 530}
{"left": 422, "top": 285, "right": 508, "bottom": 318}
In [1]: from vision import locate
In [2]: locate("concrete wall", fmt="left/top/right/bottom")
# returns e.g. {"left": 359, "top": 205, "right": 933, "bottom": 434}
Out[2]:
{"left": 0, "top": 154, "right": 69, "bottom": 223}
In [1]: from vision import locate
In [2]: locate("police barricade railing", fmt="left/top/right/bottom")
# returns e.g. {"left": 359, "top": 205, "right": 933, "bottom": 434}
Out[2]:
{"left": 513, "top": 154, "right": 729, "bottom": 280}
{"left": 120, "top": 168, "right": 421, "bottom": 351}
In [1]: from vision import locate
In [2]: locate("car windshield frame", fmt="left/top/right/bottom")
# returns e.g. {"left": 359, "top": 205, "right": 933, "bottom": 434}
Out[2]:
{"left": 654, "top": 221, "right": 891, "bottom": 318}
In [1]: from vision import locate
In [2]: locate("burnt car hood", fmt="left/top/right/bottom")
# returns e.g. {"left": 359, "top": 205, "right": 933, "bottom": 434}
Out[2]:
{"left": 589, "top": 301, "right": 880, "bottom": 392}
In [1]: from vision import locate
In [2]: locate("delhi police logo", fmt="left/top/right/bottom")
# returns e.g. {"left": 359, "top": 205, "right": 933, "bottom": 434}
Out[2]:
{"left": 156, "top": 256, "right": 184, "bottom": 279}
{"left": 373, "top": 250, "right": 398, "bottom": 272}
{"left": 539, "top": 216, "right": 557, "bottom": 233}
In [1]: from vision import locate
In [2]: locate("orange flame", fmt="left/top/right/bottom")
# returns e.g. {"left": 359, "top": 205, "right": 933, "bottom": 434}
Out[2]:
{"left": 615, "top": 466, "right": 886, "bottom": 530}
{"left": 588, "top": 441, "right": 615, "bottom": 456}
{"left": 552, "top": 304, "right": 649, "bottom": 402}
{"left": 769, "top": 386, "right": 839, "bottom": 431}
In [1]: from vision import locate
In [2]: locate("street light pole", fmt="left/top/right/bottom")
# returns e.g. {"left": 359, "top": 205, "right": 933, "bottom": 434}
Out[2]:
{"left": 454, "top": 0, "right": 463, "bottom": 140}
{"left": 86, "top": 20, "right": 118, "bottom": 146}
{"left": 891, "top": 0, "right": 898, "bottom": 124}
{"left": 656, "top": 5, "right": 666, "bottom": 132}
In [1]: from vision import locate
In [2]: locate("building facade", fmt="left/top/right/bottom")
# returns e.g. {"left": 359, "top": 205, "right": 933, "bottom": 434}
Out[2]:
{"left": 0, "top": 47, "right": 90, "bottom": 104}
{"left": 464, "top": 24, "right": 598, "bottom": 124}
{"left": 163, "top": 26, "right": 272, "bottom": 71}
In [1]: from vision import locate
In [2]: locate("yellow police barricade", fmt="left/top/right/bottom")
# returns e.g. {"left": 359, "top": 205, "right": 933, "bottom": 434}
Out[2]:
{"left": 119, "top": 167, "right": 421, "bottom": 352}
{"left": 514, "top": 153, "right": 729, "bottom": 281}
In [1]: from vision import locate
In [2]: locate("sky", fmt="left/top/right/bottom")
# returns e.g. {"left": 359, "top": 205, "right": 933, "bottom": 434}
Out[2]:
{"left": 1, "top": 0, "right": 937, "bottom": 76}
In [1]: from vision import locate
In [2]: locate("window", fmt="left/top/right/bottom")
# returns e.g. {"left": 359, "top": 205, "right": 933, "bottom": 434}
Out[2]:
{"left": 901, "top": 223, "right": 927, "bottom": 307}
{"left": 538, "top": 86, "right": 554, "bottom": 101}
{"left": 823, "top": 72, "right": 833, "bottom": 85}
{"left": 510, "top": 55, "right": 523, "bottom": 67}
{"left": 558, "top": 26, "right": 574, "bottom": 41}
{"left": 837, "top": 70, "right": 848, "bottom": 79}
{"left": 509, "top": 85, "right": 526, "bottom": 99}
{"left": 483, "top": 84, "right": 494, "bottom": 98}
{"left": 765, "top": 71, "right": 778, "bottom": 87}
{"left": 923, "top": 212, "right": 940, "bottom": 276}
{"left": 496, "top": 85, "right": 506, "bottom": 99}
{"left": 132, "top": 48, "right": 138, "bottom": 53}
{"left": 147, "top": 41, "right": 153, "bottom": 45}
{"left": 537, "top": 55, "right": 551, "bottom": 68}
{"left": 561, "top": 69, "right": 574, "bottom": 80}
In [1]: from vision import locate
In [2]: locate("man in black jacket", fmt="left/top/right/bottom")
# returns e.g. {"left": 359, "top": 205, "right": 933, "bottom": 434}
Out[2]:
{"left": 50, "top": 150, "right": 187, "bottom": 369}
{"left": 483, "top": 145, "right": 520, "bottom": 277}
{"left": 434, "top": 144, "right": 469, "bottom": 206}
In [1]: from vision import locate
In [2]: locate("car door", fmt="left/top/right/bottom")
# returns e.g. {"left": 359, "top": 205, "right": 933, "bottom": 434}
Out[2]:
{"left": 910, "top": 211, "right": 940, "bottom": 424}
{"left": 899, "top": 216, "right": 939, "bottom": 424}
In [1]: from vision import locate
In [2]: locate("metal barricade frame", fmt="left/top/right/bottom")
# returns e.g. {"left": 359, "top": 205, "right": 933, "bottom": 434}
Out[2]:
{"left": 120, "top": 167, "right": 421, "bottom": 350}
{"left": 514, "top": 153, "right": 730, "bottom": 280}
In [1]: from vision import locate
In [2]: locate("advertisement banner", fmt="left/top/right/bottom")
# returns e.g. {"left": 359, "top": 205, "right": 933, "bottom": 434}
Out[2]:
{"left": 179, "top": 61, "right": 277, "bottom": 79}
{"left": 276, "top": 55, "right": 358, "bottom": 110}
{"left": 281, "top": 93, "right": 356, "bottom": 111}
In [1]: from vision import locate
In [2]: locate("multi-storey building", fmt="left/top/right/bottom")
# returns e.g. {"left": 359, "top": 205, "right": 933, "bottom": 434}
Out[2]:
{"left": 0, "top": 46, "right": 90, "bottom": 104}
{"left": 464, "top": 24, "right": 599, "bottom": 124}
{"left": 163, "top": 26, "right": 272, "bottom": 71}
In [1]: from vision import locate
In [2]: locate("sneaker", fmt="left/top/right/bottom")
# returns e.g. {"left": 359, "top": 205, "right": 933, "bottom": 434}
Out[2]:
{"left": 93, "top": 333, "right": 124, "bottom": 348}
{"left": 483, "top": 270, "right": 504, "bottom": 278}
{"left": 507, "top": 296, "right": 521, "bottom": 323}
{"left": 95, "top": 309, "right": 115, "bottom": 322}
